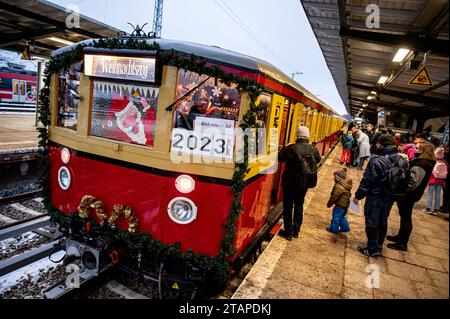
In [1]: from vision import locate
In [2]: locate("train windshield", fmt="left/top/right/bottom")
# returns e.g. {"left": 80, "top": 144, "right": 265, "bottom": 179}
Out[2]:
{"left": 170, "top": 69, "right": 241, "bottom": 161}
{"left": 173, "top": 69, "right": 241, "bottom": 131}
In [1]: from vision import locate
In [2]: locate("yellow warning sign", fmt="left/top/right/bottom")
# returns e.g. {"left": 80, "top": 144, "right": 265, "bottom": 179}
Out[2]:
{"left": 21, "top": 46, "right": 31, "bottom": 60}
{"left": 171, "top": 282, "right": 180, "bottom": 290}
{"left": 409, "top": 67, "right": 432, "bottom": 86}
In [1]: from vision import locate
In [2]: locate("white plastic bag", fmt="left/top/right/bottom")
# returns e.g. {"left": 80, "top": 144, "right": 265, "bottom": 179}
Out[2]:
{"left": 349, "top": 197, "right": 360, "bottom": 214}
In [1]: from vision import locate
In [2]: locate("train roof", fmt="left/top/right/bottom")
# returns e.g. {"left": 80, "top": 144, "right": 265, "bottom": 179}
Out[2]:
{"left": 53, "top": 38, "right": 342, "bottom": 116}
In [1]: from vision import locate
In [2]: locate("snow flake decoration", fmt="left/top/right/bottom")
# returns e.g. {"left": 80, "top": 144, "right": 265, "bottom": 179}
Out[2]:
{"left": 212, "top": 86, "right": 222, "bottom": 97}
{"left": 187, "top": 82, "right": 197, "bottom": 90}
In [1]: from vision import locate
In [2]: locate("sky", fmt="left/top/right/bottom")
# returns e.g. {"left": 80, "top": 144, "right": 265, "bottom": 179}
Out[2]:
{"left": 46, "top": 0, "right": 347, "bottom": 115}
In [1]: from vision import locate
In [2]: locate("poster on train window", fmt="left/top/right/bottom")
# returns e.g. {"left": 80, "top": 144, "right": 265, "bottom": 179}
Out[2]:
{"left": 193, "top": 117, "right": 235, "bottom": 135}
{"left": 90, "top": 81, "right": 159, "bottom": 147}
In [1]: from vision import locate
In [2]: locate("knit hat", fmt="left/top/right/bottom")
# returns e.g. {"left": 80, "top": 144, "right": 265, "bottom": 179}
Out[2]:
{"left": 377, "top": 134, "right": 395, "bottom": 147}
{"left": 435, "top": 147, "right": 445, "bottom": 160}
{"left": 334, "top": 168, "right": 347, "bottom": 181}
{"left": 297, "top": 126, "right": 310, "bottom": 139}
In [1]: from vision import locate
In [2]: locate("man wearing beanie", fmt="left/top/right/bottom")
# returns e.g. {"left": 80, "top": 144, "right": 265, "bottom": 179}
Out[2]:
{"left": 278, "top": 125, "right": 321, "bottom": 240}
{"left": 353, "top": 133, "right": 404, "bottom": 256}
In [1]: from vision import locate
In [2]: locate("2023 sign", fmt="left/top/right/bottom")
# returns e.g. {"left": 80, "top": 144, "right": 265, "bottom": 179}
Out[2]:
{"left": 170, "top": 128, "right": 234, "bottom": 159}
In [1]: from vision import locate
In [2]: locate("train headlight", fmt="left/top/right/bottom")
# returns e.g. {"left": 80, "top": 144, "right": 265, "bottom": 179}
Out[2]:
{"left": 167, "top": 197, "right": 197, "bottom": 224}
{"left": 58, "top": 166, "right": 71, "bottom": 190}
{"left": 61, "top": 147, "right": 71, "bottom": 164}
{"left": 175, "top": 175, "right": 195, "bottom": 194}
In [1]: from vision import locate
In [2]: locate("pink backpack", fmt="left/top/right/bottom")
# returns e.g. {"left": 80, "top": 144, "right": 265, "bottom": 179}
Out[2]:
{"left": 432, "top": 160, "right": 448, "bottom": 179}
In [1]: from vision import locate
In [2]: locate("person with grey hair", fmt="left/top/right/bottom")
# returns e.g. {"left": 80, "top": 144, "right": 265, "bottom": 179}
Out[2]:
{"left": 278, "top": 126, "right": 321, "bottom": 240}
{"left": 352, "top": 127, "right": 370, "bottom": 169}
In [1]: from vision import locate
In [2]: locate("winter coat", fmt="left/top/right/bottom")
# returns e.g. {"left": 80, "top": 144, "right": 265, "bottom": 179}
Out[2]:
{"left": 341, "top": 134, "right": 354, "bottom": 151}
{"left": 327, "top": 178, "right": 352, "bottom": 209}
{"left": 405, "top": 157, "right": 435, "bottom": 203}
{"left": 428, "top": 160, "right": 448, "bottom": 186}
{"left": 355, "top": 145, "right": 399, "bottom": 200}
{"left": 357, "top": 131, "right": 370, "bottom": 159}
{"left": 401, "top": 144, "right": 416, "bottom": 160}
{"left": 278, "top": 139, "right": 322, "bottom": 192}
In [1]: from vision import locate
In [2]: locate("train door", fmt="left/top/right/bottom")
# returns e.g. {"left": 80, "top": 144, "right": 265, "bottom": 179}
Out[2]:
{"left": 12, "top": 79, "right": 27, "bottom": 102}
{"left": 271, "top": 97, "right": 293, "bottom": 204}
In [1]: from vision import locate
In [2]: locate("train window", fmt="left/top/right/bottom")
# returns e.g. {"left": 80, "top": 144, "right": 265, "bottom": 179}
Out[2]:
{"left": 90, "top": 80, "right": 159, "bottom": 147}
{"left": 172, "top": 69, "right": 241, "bottom": 131}
{"left": 57, "top": 62, "right": 81, "bottom": 130}
{"left": 306, "top": 108, "right": 313, "bottom": 129}
{"left": 300, "top": 107, "right": 308, "bottom": 126}
{"left": 255, "top": 93, "right": 272, "bottom": 155}
{"left": 256, "top": 93, "right": 271, "bottom": 128}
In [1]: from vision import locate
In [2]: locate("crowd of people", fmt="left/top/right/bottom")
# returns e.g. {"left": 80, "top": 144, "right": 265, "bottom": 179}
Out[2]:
{"left": 277, "top": 123, "right": 449, "bottom": 259}
{"left": 346, "top": 123, "right": 449, "bottom": 255}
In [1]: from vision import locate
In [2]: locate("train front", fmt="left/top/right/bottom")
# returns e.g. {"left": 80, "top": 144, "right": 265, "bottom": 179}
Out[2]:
{"left": 41, "top": 37, "right": 273, "bottom": 295}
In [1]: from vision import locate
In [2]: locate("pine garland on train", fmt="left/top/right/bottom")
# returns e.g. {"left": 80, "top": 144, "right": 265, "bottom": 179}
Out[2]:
{"left": 37, "top": 37, "right": 262, "bottom": 288}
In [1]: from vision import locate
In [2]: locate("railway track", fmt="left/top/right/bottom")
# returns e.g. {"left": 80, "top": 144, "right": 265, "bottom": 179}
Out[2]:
{"left": 0, "top": 190, "right": 65, "bottom": 299}
{"left": 0, "top": 192, "right": 45, "bottom": 228}
{"left": 0, "top": 142, "right": 340, "bottom": 299}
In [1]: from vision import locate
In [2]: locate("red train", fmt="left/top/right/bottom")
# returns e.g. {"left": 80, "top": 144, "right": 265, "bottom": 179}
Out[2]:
{"left": 40, "top": 36, "right": 344, "bottom": 297}
{"left": 0, "top": 62, "right": 37, "bottom": 109}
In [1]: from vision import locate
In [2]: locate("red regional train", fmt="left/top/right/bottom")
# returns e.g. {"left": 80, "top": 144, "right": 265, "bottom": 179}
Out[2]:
{"left": 41, "top": 35, "right": 344, "bottom": 297}
{"left": 0, "top": 62, "right": 37, "bottom": 109}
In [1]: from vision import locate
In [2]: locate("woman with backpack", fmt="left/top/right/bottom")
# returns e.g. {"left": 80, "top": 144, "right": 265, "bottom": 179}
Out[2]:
{"left": 387, "top": 141, "right": 436, "bottom": 251}
{"left": 425, "top": 147, "right": 449, "bottom": 215}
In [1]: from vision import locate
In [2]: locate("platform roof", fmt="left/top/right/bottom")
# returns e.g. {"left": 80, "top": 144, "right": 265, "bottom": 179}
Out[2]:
{"left": 0, "top": 0, "right": 122, "bottom": 57}
{"left": 300, "top": 0, "right": 449, "bottom": 123}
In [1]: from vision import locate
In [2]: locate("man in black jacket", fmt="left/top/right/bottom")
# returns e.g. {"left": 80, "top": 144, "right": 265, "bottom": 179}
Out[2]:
{"left": 353, "top": 134, "right": 400, "bottom": 257}
{"left": 278, "top": 126, "right": 321, "bottom": 240}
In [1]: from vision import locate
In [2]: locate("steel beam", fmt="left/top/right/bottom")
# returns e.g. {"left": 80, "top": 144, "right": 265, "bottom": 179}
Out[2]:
{"left": 347, "top": 82, "right": 449, "bottom": 109}
{"left": 421, "top": 79, "right": 449, "bottom": 95}
{"left": 339, "top": 27, "right": 449, "bottom": 56}
{"left": 303, "top": 2, "right": 419, "bottom": 20}
{"left": 0, "top": 27, "right": 63, "bottom": 47}
{"left": 0, "top": 2, "right": 102, "bottom": 39}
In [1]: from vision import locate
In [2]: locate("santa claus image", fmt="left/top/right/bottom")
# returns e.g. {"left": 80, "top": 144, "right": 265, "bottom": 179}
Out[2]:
{"left": 91, "top": 82, "right": 158, "bottom": 147}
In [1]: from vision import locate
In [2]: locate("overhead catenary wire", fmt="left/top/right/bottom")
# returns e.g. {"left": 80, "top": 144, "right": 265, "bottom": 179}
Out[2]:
{"left": 213, "top": 0, "right": 299, "bottom": 74}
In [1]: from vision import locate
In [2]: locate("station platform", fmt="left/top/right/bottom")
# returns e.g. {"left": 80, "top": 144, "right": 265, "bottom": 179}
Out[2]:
{"left": 0, "top": 114, "right": 39, "bottom": 150}
{"left": 233, "top": 145, "right": 449, "bottom": 299}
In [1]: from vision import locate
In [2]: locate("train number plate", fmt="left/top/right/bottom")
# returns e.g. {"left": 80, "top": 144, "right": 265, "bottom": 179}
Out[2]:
{"left": 171, "top": 128, "right": 234, "bottom": 159}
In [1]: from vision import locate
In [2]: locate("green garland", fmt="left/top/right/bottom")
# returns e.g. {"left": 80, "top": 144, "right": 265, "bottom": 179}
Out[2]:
{"left": 38, "top": 37, "right": 261, "bottom": 288}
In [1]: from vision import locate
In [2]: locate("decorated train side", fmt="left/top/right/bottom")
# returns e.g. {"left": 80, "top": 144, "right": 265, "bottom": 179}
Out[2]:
{"left": 38, "top": 35, "right": 344, "bottom": 296}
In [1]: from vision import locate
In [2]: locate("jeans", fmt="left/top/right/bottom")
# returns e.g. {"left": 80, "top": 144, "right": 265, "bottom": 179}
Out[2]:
{"left": 358, "top": 157, "right": 368, "bottom": 169}
{"left": 427, "top": 184, "right": 443, "bottom": 211}
{"left": 364, "top": 194, "right": 393, "bottom": 253}
{"left": 283, "top": 188, "right": 308, "bottom": 236}
{"left": 340, "top": 150, "right": 351, "bottom": 164}
{"left": 328, "top": 207, "right": 350, "bottom": 233}
{"left": 396, "top": 199, "right": 415, "bottom": 246}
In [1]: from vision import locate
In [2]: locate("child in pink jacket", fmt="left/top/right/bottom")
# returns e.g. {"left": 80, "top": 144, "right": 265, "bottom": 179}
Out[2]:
{"left": 426, "top": 147, "right": 448, "bottom": 215}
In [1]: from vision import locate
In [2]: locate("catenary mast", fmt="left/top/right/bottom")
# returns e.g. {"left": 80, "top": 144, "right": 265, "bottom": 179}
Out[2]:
{"left": 152, "top": 0, "right": 163, "bottom": 37}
